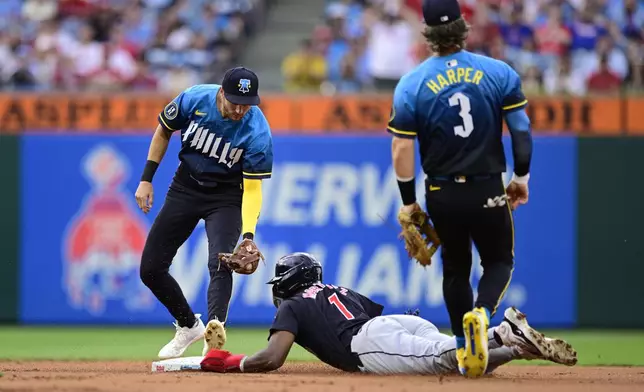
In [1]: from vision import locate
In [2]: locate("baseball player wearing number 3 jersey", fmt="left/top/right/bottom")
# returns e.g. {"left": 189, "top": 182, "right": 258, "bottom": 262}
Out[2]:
{"left": 390, "top": 0, "right": 534, "bottom": 379}
{"left": 198, "top": 253, "right": 577, "bottom": 375}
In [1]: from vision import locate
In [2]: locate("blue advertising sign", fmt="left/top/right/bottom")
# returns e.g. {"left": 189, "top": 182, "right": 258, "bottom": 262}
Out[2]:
{"left": 20, "top": 134, "right": 577, "bottom": 327}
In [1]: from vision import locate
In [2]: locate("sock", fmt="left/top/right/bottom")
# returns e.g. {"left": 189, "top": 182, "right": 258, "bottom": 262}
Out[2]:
{"left": 178, "top": 313, "right": 197, "bottom": 328}
{"left": 477, "top": 306, "right": 491, "bottom": 323}
{"left": 456, "top": 336, "right": 466, "bottom": 349}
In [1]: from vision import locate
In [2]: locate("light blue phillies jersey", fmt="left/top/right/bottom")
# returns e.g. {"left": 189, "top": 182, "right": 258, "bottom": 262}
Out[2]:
{"left": 158, "top": 84, "right": 273, "bottom": 185}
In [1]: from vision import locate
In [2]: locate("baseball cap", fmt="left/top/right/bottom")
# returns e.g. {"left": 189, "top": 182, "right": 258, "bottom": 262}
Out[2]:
{"left": 221, "top": 66, "right": 260, "bottom": 106}
{"left": 422, "top": 0, "right": 462, "bottom": 26}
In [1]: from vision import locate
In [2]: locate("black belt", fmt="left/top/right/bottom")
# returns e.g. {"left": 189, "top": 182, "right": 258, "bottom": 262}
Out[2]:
{"left": 427, "top": 174, "right": 495, "bottom": 183}
{"left": 175, "top": 164, "right": 241, "bottom": 191}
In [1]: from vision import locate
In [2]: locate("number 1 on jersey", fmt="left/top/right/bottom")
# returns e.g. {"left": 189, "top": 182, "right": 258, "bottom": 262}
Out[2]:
{"left": 448, "top": 92, "right": 474, "bottom": 138}
{"left": 328, "top": 293, "right": 355, "bottom": 320}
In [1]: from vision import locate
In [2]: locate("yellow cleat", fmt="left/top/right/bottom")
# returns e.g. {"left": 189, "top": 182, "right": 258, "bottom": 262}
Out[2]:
{"left": 202, "top": 319, "right": 227, "bottom": 356}
{"left": 456, "top": 347, "right": 467, "bottom": 375}
{"left": 461, "top": 307, "right": 489, "bottom": 378}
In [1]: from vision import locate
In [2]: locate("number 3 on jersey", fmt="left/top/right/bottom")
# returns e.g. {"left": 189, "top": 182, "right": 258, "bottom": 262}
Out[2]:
{"left": 448, "top": 92, "right": 474, "bottom": 138}
{"left": 328, "top": 293, "right": 355, "bottom": 320}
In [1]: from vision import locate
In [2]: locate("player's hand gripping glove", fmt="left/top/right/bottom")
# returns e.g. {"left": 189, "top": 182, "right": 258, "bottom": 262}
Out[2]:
{"left": 201, "top": 349, "right": 247, "bottom": 373}
{"left": 218, "top": 238, "right": 265, "bottom": 274}
{"left": 397, "top": 204, "right": 441, "bottom": 267}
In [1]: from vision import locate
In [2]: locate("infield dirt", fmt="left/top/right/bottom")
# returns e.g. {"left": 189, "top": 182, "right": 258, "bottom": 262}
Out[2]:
{"left": 1, "top": 360, "right": 643, "bottom": 392}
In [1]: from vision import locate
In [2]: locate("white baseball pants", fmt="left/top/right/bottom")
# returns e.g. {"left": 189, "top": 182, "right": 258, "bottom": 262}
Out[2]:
{"left": 350, "top": 315, "right": 517, "bottom": 375}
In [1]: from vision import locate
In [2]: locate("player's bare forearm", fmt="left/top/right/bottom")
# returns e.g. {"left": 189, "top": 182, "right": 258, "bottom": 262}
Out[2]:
{"left": 391, "top": 137, "right": 415, "bottom": 179}
{"left": 241, "top": 350, "right": 282, "bottom": 373}
{"left": 147, "top": 125, "right": 172, "bottom": 164}
{"left": 243, "top": 330, "right": 295, "bottom": 373}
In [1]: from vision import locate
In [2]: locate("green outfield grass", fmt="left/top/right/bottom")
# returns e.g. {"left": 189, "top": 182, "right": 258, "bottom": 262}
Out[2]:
{"left": 0, "top": 327, "right": 642, "bottom": 366}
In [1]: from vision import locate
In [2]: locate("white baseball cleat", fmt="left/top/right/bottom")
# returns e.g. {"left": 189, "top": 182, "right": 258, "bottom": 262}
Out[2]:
{"left": 202, "top": 319, "right": 227, "bottom": 356}
{"left": 158, "top": 314, "right": 206, "bottom": 359}
{"left": 495, "top": 307, "right": 577, "bottom": 366}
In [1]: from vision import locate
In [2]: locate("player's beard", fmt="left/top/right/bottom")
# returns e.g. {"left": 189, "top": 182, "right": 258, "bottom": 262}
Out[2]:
{"left": 227, "top": 110, "right": 245, "bottom": 121}
{"left": 218, "top": 91, "right": 249, "bottom": 121}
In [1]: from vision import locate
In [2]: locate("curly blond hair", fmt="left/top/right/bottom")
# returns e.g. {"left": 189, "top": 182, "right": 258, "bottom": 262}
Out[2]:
{"left": 422, "top": 18, "right": 470, "bottom": 55}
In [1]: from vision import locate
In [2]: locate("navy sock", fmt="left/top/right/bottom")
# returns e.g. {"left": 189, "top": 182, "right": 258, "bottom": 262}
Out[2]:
{"left": 481, "top": 307, "right": 491, "bottom": 322}
{"left": 456, "top": 336, "right": 466, "bottom": 349}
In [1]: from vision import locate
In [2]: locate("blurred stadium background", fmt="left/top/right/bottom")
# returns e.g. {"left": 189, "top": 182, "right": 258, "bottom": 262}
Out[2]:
{"left": 0, "top": 0, "right": 643, "bottom": 364}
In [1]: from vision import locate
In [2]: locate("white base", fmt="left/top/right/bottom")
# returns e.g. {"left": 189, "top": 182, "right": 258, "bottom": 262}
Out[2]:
{"left": 151, "top": 356, "right": 205, "bottom": 372}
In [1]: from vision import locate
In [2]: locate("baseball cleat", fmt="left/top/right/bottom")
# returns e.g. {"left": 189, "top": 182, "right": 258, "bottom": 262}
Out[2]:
{"left": 456, "top": 347, "right": 467, "bottom": 375}
{"left": 158, "top": 314, "right": 206, "bottom": 360}
{"left": 202, "top": 319, "right": 227, "bottom": 356}
{"left": 496, "top": 307, "right": 577, "bottom": 366}
{"left": 461, "top": 307, "right": 489, "bottom": 378}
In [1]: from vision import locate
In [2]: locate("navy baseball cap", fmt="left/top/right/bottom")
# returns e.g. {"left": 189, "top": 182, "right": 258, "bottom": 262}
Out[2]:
{"left": 422, "top": 0, "right": 462, "bottom": 26}
{"left": 221, "top": 66, "right": 260, "bottom": 106}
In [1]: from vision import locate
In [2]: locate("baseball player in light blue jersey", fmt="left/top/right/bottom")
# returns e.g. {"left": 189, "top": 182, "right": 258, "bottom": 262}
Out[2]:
{"left": 390, "top": 0, "right": 534, "bottom": 378}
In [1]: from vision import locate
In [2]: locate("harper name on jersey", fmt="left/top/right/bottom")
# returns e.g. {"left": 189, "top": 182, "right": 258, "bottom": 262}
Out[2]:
{"left": 158, "top": 84, "right": 273, "bottom": 185}
{"left": 425, "top": 66, "right": 484, "bottom": 94}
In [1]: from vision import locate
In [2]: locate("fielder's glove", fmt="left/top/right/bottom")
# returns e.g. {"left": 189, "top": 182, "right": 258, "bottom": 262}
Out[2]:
{"left": 397, "top": 206, "right": 440, "bottom": 267}
{"left": 218, "top": 238, "right": 265, "bottom": 275}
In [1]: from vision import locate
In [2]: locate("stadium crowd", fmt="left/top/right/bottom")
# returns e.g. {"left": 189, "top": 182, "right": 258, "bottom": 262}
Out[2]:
{"left": 0, "top": 0, "right": 641, "bottom": 96}
{"left": 0, "top": 0, "right": 266, "bottom": 93}
{"left": 282, "top": 0, "right": 644, "bottom": 95}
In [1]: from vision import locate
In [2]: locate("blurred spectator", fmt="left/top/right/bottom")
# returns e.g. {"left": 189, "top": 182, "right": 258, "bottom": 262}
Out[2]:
{"left": 544, "top": 53, "right": 587, "bottom": 96}
{"left": 569, "top": 7, "right": 608, "bottom": 70}
{"left": 157, "top": 64, "right": 199, "bottom": 95}
{"left": 587, "top": 53, "right": 623, "bottom": 93}
{"left": 582, "top": 35, "right": 629, "bottom": 80}
{"left": 624, "top": 38, "right": 644, "bottom": 89}
{"left": 22, "top": 0, "right": 58, "bottom": 23}
{"left": 535, "top": 4, "right": 572, "bottom": 67}
{"left": 120, "top": 2, "right": 157, "bottom": 53}
{"left": 606, "top": 0, "right": 644, "bottom": 38}
{"left": 489, "top": 36, "right": 514, "bottom": 68}
{"left": 129, "top": 58, "right": 158, "bottom": 91}
{"left": 364, "top": 2, "right": 418, "bottom": 90}
{"left": 281, "top": 39, "right": 328, "bottom": 92}
{"left": 335, "top": 37, "right": 372, "bottom": 92}
{"left": 513, "top": 36, "right": 549, "bottom": 76}
{"left": 499, "top": 4, "right": 535, "bottom": 57}
{"left": 522, "top": 65, "right": 545, "bottom": 95}
{"left": 466, "top": 1, "right": 501, "bottom": 55}
{"left": 28, "top": 47, "right": 58, "bottom": 90}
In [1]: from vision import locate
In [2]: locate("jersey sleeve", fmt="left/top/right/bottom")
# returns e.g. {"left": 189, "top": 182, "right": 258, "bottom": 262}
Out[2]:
{"left": 242, "top": 114, "right": 273, "bottom": 180}
{"left": 386, "top": 77, "right": 417, "bottom": 139}
{"left": 502, "top": 65, "right": 528, "bottom": 113}
{"left": 268, "top": 302, "right": 299, "bottom": 339}
{"left": 158, "top": 90, "right": 191, "bottom": 132}
{"left": 355, "top": 292, "right": 384, "bottom": 318}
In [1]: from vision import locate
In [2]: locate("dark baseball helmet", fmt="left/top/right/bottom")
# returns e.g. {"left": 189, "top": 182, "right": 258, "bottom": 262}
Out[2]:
{"left": 266, "top": 252, "right": 322, "bottom": 308}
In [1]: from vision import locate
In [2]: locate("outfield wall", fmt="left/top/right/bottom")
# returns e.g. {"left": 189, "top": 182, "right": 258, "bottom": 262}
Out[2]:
{"left": 0, "top": 133, "right": 642, "bottom": 328}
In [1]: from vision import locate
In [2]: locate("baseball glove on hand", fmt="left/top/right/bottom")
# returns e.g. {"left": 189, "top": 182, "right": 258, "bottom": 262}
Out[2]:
{"left": 218, "top": 238, "right": 265, "bottom": 275}
{"left": 397, "top": 207, "right": 441, "bottom": 267}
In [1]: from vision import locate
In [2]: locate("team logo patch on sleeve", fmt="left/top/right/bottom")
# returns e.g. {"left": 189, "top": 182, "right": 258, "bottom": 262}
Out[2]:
{"left": 164, "top": 102, "right": 178, "bottom": 120}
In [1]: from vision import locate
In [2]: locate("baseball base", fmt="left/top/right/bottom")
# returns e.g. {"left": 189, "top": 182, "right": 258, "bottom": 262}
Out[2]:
{"left": 151, "top": 356, "right": 204, "bottom": 373}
